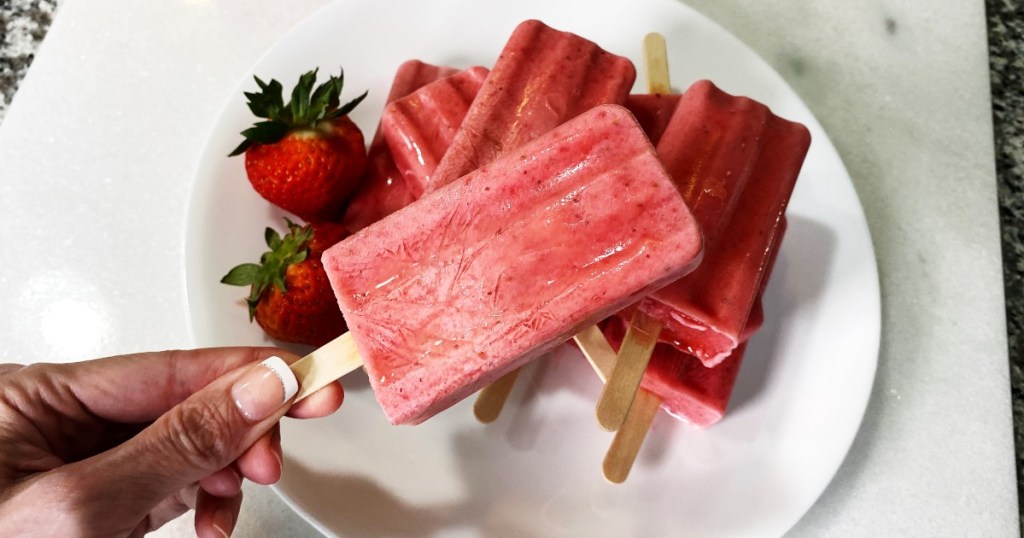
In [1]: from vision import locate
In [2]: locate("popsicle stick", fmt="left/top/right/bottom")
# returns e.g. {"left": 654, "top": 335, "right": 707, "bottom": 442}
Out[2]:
{"left": 643, "top": 32, "right": 671, "bottom": 94}
{"left": 603, "top": 388, "right": 661, "bottom": 483}
{"left": 289, "top": 332, "right": 363, "bottom": 402}
{"left": 595, "top": 311, "right": 662, "bottom": 432}
{"left": 573, "top": 325, "right": 617, "bottom": 382}
{"left": 576, "top": 326, "right": 665, "bottom": 482}
{"left": 473, "top": 368, "right": 522, "bottom": 423}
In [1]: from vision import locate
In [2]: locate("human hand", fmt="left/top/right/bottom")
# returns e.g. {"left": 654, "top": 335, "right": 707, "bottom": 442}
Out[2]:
{"left": 0, "top": 347, "right": 344, "bottom": 537}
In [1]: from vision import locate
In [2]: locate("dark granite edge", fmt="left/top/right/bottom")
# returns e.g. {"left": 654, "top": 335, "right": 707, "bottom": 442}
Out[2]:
{"left": 0, "top": 0, "right": 58, "bottom": 122}
{"left": 986, "top": 0, "right": 1024, "bottom": 527}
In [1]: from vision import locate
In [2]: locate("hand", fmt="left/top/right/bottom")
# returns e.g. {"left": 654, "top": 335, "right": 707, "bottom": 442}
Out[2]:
{"left": 0, "top": 347, "right": 344, "bottom": 537}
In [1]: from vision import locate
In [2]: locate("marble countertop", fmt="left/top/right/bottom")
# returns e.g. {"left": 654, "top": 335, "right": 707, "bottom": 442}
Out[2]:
{"left": 0, "top": 0, "right": 1019, "bottom": 535}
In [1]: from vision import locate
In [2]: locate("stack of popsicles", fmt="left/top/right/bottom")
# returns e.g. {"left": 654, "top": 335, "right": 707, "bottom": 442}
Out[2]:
{"left": 286, "top": 20, "right": 810, "bottom": 481}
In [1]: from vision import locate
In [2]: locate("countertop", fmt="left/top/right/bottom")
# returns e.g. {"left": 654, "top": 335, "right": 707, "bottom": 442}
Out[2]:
{"left": 0, "top": 0, "right": 1019, "bottom": 535}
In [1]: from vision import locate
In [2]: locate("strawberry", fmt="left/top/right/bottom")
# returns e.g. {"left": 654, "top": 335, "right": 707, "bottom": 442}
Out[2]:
{"left": 230, "top": 69, "right": 368, "bottom": 222}
{"left": 221, "top": 219, "right": 348, "bottom": 347}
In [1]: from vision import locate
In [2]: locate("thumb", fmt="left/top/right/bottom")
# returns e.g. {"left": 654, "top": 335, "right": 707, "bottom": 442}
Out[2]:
{"left": 62, "top": 356, "right": 299, "bottom": 521}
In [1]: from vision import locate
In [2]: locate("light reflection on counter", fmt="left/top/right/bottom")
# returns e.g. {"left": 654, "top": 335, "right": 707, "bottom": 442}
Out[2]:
{"left": 14, "top": 270, "right": 112, "bottom": 362}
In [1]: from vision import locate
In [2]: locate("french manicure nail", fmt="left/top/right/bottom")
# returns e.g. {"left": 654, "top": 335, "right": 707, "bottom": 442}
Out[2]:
{"left": 231, "top": 356, "right": 298, "bottom": 422}
{"left": 212, "top": 505, "right": 235, "bottom": 538}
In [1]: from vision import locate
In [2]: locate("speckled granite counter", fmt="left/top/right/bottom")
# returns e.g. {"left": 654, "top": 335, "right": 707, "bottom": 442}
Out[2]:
{"left": 1, "top": 0, "right": 1021, "bottom": 531}
{"left": 0, "top": 0, "right": 57, "bottom": 120}
{"left": 990, "top": 6, "right": 1024, "bottom": 510}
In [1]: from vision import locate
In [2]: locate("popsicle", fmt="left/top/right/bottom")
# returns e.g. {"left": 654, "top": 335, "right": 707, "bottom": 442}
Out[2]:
{"left": 631, "top": 81, "right": 809, "bottom": 367}
{"left": 596, "top": 79, "right": 810, "bottom": 431}
{"left": 428, "top": 19, "right": 637, "bottom": 192}
{"left": 593, "top": 30, "right": 806, "bottom": 432}
{"left": 341, "top": 60, "right": 459, "bottom": 233}
{"left": 417, "top": 20, "right": 635, "bottom": 420}
{"left": 381, "top": 66, "right": 490, "bottom": 197}
{"left": 321, "top": 104, "right": 703, "bottom": 425}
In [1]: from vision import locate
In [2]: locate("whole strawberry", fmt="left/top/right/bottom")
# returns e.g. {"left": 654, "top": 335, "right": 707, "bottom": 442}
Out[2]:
{"left": 230, "top": 69, "right": 368, "bottom": 222}
{"left": 221, "top": 219, "right": 348, "bottom": 347}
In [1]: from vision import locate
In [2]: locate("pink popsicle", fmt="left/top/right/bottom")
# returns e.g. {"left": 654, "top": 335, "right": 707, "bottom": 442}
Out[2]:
{"left": 628, "top": 80, "right": 810, "bottom": 367}
{"left": 381, "top": 66, "right": 489, "bottom": 196}
{"left": 341, "top": 60, "right": 459, "bottom": 233}
{"left": 322, "top": 105, "right": 703, "bottom": 425}
{"left": 429, "top": 19, "right": 636, "bottom": 192}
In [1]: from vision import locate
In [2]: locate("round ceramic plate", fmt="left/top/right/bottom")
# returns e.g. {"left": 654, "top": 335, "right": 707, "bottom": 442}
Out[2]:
{"left": 185, "top": 0, "right": 881, "bottom": 535}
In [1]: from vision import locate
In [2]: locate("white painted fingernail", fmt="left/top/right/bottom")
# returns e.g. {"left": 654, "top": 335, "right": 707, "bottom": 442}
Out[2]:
{"left": 261, "top": 356, "right": 298, "bottom": 401}
{"left": 231, "top": 356, "right": 298, "bottom": 422}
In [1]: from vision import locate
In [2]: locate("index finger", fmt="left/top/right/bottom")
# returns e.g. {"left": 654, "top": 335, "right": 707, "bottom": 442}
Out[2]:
{"left": 55, "top": 347, "right": 291, "bottom": 422}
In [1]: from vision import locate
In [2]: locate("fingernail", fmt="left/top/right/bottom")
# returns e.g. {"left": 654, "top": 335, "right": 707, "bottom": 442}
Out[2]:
{"left": 225, "top": 466, "right": 242, "bottom": 491}
{"left": 272, "top": 427, "right": 284, "bottom": 473}
{"left": 231, "top": 356, "right": 298, "bottom": 422}
{"left": 212, "top": 506, "right": 234, "bottom": 538}
{"left": 273, "top": 448, "right": 284, "bottom": 476}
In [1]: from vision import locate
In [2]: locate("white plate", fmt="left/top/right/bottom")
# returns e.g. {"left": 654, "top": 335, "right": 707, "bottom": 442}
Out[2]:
{"left": 185, "top": 0, "right": 880, "bottom": 535}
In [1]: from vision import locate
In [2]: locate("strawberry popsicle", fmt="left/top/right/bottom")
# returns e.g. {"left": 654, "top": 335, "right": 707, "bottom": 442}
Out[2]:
{"left": 428, "top": 19, "right": 636, "bottom": 192}
{"left": 629, "top": 80, "right": 809, "bottom": 367}
{"left": 341, "top": 60, "right": 459, "bottom": 233}
{"left": 381, "top": 66, "right": 489, "bottom": 196}
{"left": 322, "top": 105, "right": 703, "bottom": 425}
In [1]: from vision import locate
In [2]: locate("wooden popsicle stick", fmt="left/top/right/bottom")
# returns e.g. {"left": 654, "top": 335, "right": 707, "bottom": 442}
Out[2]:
{"left": 603, "top": 388, "right": 661, "bottom": 483}
{"left": 643, "top": 32, "right": 671, "bottom": 94}
{"left": 576, "top": 326, "right": 666, "bottom": 480}
{"left": 289, "top": 332, "right": 363, "bottom": 402}
{"left": 595, "top": 310, "right": 662, "bottom": 431}
{"left": 576, "top": 326, "right": 667, "bottom": 483}
{"left": 473, "top": 368, "right": 522, "bottom": 423}
{"left": 573, "top": 325, "right": 617, "bottom": 382}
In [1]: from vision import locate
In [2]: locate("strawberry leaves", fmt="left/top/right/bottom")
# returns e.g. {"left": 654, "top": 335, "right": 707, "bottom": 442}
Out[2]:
{"left": 221, "top": 218, "right": 313, "bottom": 319}
{"left": 245, "top": 77, "right": 285, "bottom": 119}
{"left": 229, "top": 68, "right": 368, "bottom": 156}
